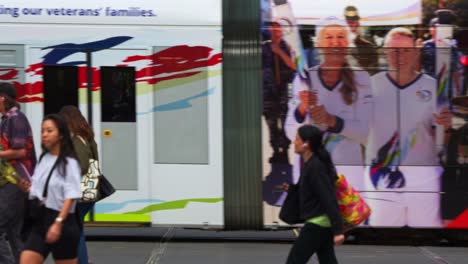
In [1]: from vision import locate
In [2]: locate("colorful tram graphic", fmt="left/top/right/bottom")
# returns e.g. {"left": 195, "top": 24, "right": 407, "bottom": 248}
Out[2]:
{"left": 0, "top": 0, "right": 224, "bottom": 226}
{"left": 1, "top": 39, "right": 224, "bottom": 225}
{"left": 0, "top": 0, "right": 468, "bottom": 230}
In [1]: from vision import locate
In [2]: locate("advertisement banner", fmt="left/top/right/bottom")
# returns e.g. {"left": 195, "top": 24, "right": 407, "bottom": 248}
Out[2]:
{"left": 0, "top": 0, "right": 221, "bottom": 25}
{"left": 262, "top": 1, "right": 468, "bottom": 229}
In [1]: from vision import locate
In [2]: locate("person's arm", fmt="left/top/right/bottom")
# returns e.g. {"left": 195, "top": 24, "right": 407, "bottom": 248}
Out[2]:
{"left": 0, "top": 114, "right": 29, "bottom": 160}
{"left": 46, "top": 158, "right": 83, "bottom": 243}
{"left": 307, "top": 161, "right": 343, "bottom": 235}
{"left": 272, "top": 43, "right": 297, "bottom": 71}
{"left": 0, "top": 149, "right": 26, "bottom": 160}
{"left": 291, "top": 72, "right": 317, "bottom": 124}
{"left": 46, "top": 199, "right": 74, "bottom": 243}
{"left": 17, "top": 179, "right": 31, "bottom": 193}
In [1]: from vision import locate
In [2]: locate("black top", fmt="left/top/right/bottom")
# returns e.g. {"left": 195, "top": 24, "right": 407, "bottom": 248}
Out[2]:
{"left": 298, "top": 155, "right": 343, "bottom": 235}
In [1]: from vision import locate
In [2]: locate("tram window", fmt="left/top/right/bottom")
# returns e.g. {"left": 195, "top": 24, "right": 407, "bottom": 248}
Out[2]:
{"left": 153, "top": 46, "right": 209, "bottom": 164}
{"left": 100, "top": 67, "right": 136, "bottom": 122}
{"left": 0, "top": 50, "right": 17, "bottom": 66}
{"left": 43, "top": 66, "right": 78, "bottom": 116}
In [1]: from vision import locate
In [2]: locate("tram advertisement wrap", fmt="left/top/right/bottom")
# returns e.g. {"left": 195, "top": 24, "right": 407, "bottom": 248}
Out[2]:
{"left": 261, "top": 0, "right": 468, "bottom": 229}
{"left": 0, "top": 0, "right": 221, "bottom": 25}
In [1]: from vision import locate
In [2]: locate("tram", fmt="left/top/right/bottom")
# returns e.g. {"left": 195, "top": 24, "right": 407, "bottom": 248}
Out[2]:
{"left": 0, "top": 0, "right": 467, "bottom": 232}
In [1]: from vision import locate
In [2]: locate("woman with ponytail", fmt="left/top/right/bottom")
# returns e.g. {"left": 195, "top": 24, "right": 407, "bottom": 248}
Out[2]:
{"left": 285, "top": 17, "right": 372, "bottom": 190}
{"left": 285, "top": 125, "right": 344, "bottom": 264}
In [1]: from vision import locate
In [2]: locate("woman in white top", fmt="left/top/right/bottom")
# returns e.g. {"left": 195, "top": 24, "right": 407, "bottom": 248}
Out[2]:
{"left": 285, "top": 17, "right": 372, "bottom": 190}
{"left": 19, "top": 114, "right": 82, "bottom": 264}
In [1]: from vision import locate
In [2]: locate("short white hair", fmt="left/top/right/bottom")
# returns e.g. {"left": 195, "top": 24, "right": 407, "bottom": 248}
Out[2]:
{"left": 383, "top": 27, "right": 415, "bottom": 47}
{"left": 315, "top": 16, "right": 353, "bottom": 47}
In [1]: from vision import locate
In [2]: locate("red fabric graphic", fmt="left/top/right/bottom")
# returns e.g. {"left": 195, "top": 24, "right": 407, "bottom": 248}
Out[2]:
{"left": 0, "top": 69, "right": 19, "bottom": 80}
{"left": 446, "top": 209, "right": 468, "bottom": 229}
{"left": 4, "top": 45, "right": 222, "bottom": 103}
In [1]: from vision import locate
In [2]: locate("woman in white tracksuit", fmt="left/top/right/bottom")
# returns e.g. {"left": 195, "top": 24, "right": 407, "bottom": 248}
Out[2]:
{"left": 285, "top": 17, "right": 372, "bottom": 191}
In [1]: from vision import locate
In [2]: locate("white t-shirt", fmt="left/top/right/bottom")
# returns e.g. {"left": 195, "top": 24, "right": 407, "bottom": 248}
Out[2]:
{"left": 366, "top": 72, "right": 438, "bottom": 166}
{"left": 285, "top": 66, "right": 373, "bottom": 165}
{"left": 30, "top": 153, "right": 82, "bottom": 213}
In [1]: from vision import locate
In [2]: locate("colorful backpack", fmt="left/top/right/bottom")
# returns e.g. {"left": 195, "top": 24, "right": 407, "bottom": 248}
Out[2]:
{"left": 335, "top": 174, "right": 371, "bottom": 230}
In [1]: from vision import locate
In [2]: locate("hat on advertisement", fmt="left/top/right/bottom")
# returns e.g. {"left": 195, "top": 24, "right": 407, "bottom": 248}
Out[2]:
{"left": 344, "top": 5, "right": 360, "bottom": 21}
{"left": 0, "top": 82, "right": 17, "bottom": 99}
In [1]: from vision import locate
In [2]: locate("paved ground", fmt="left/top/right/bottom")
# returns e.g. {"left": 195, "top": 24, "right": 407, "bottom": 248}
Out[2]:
{"left": 43, "top": 242, "right": 468, "bottom": 264}
{"left": 41, "top": 227, "right": 468, "bottom": 263}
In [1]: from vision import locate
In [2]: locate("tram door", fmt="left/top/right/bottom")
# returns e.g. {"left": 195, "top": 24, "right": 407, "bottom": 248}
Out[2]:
{"left": 99, "top": 66, "right": 137, "bottom": 190}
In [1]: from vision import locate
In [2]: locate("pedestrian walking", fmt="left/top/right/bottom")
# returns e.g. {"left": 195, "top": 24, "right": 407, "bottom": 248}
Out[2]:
{"left": 59, "top": 105, "right": 98, "bottom": 264}
{"left": 19, "top": 114, "right": 81, "bottom": 264}
{"left": 0, "top": 82, "right": 37, "bottom": 264}
{"left": 285, "top": 125, "right": 344, "bottom": 264}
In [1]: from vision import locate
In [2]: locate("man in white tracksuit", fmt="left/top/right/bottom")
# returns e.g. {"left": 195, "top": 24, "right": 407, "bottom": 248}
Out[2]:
{"left": 365, "top": 27, "right": 452, "bottom": 227}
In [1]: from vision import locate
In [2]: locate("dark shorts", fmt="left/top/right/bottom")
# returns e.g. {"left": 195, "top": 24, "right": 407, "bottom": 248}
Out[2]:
{"left": 23, "top": 208, "right": 79, "bottom": 260}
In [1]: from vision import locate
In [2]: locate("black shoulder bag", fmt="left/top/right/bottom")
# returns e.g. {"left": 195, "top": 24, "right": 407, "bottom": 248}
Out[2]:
{"left": 28, "top": 159, "right": 58, "bottom": 220}
{"left": 279, "top": 183, "right": 302, "bottom": 225}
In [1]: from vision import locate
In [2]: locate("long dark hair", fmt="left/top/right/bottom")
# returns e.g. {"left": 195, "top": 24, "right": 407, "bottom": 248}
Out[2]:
{"left": 40, "top": 114, "right": 77, "bottom": 177}
{"left": 298, "top": 125, "right": 338, "bottom": 181}
{"left": 59, "top": 105, "right": 94, "bottom": 142}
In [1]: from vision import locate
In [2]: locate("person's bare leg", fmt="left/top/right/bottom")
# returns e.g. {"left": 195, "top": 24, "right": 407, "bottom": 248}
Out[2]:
{"left": 20, "top": 250, "right": 44, "bottom": 264}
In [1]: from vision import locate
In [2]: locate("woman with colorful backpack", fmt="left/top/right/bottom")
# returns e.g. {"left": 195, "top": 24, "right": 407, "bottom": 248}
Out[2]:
{"left": 284, "top": 125, "right": 344, "bottom": 264}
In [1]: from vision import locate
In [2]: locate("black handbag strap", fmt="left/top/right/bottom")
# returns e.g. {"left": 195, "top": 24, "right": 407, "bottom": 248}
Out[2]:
{"left": 42, "top": 159, "right": 59, "bottom": 198}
